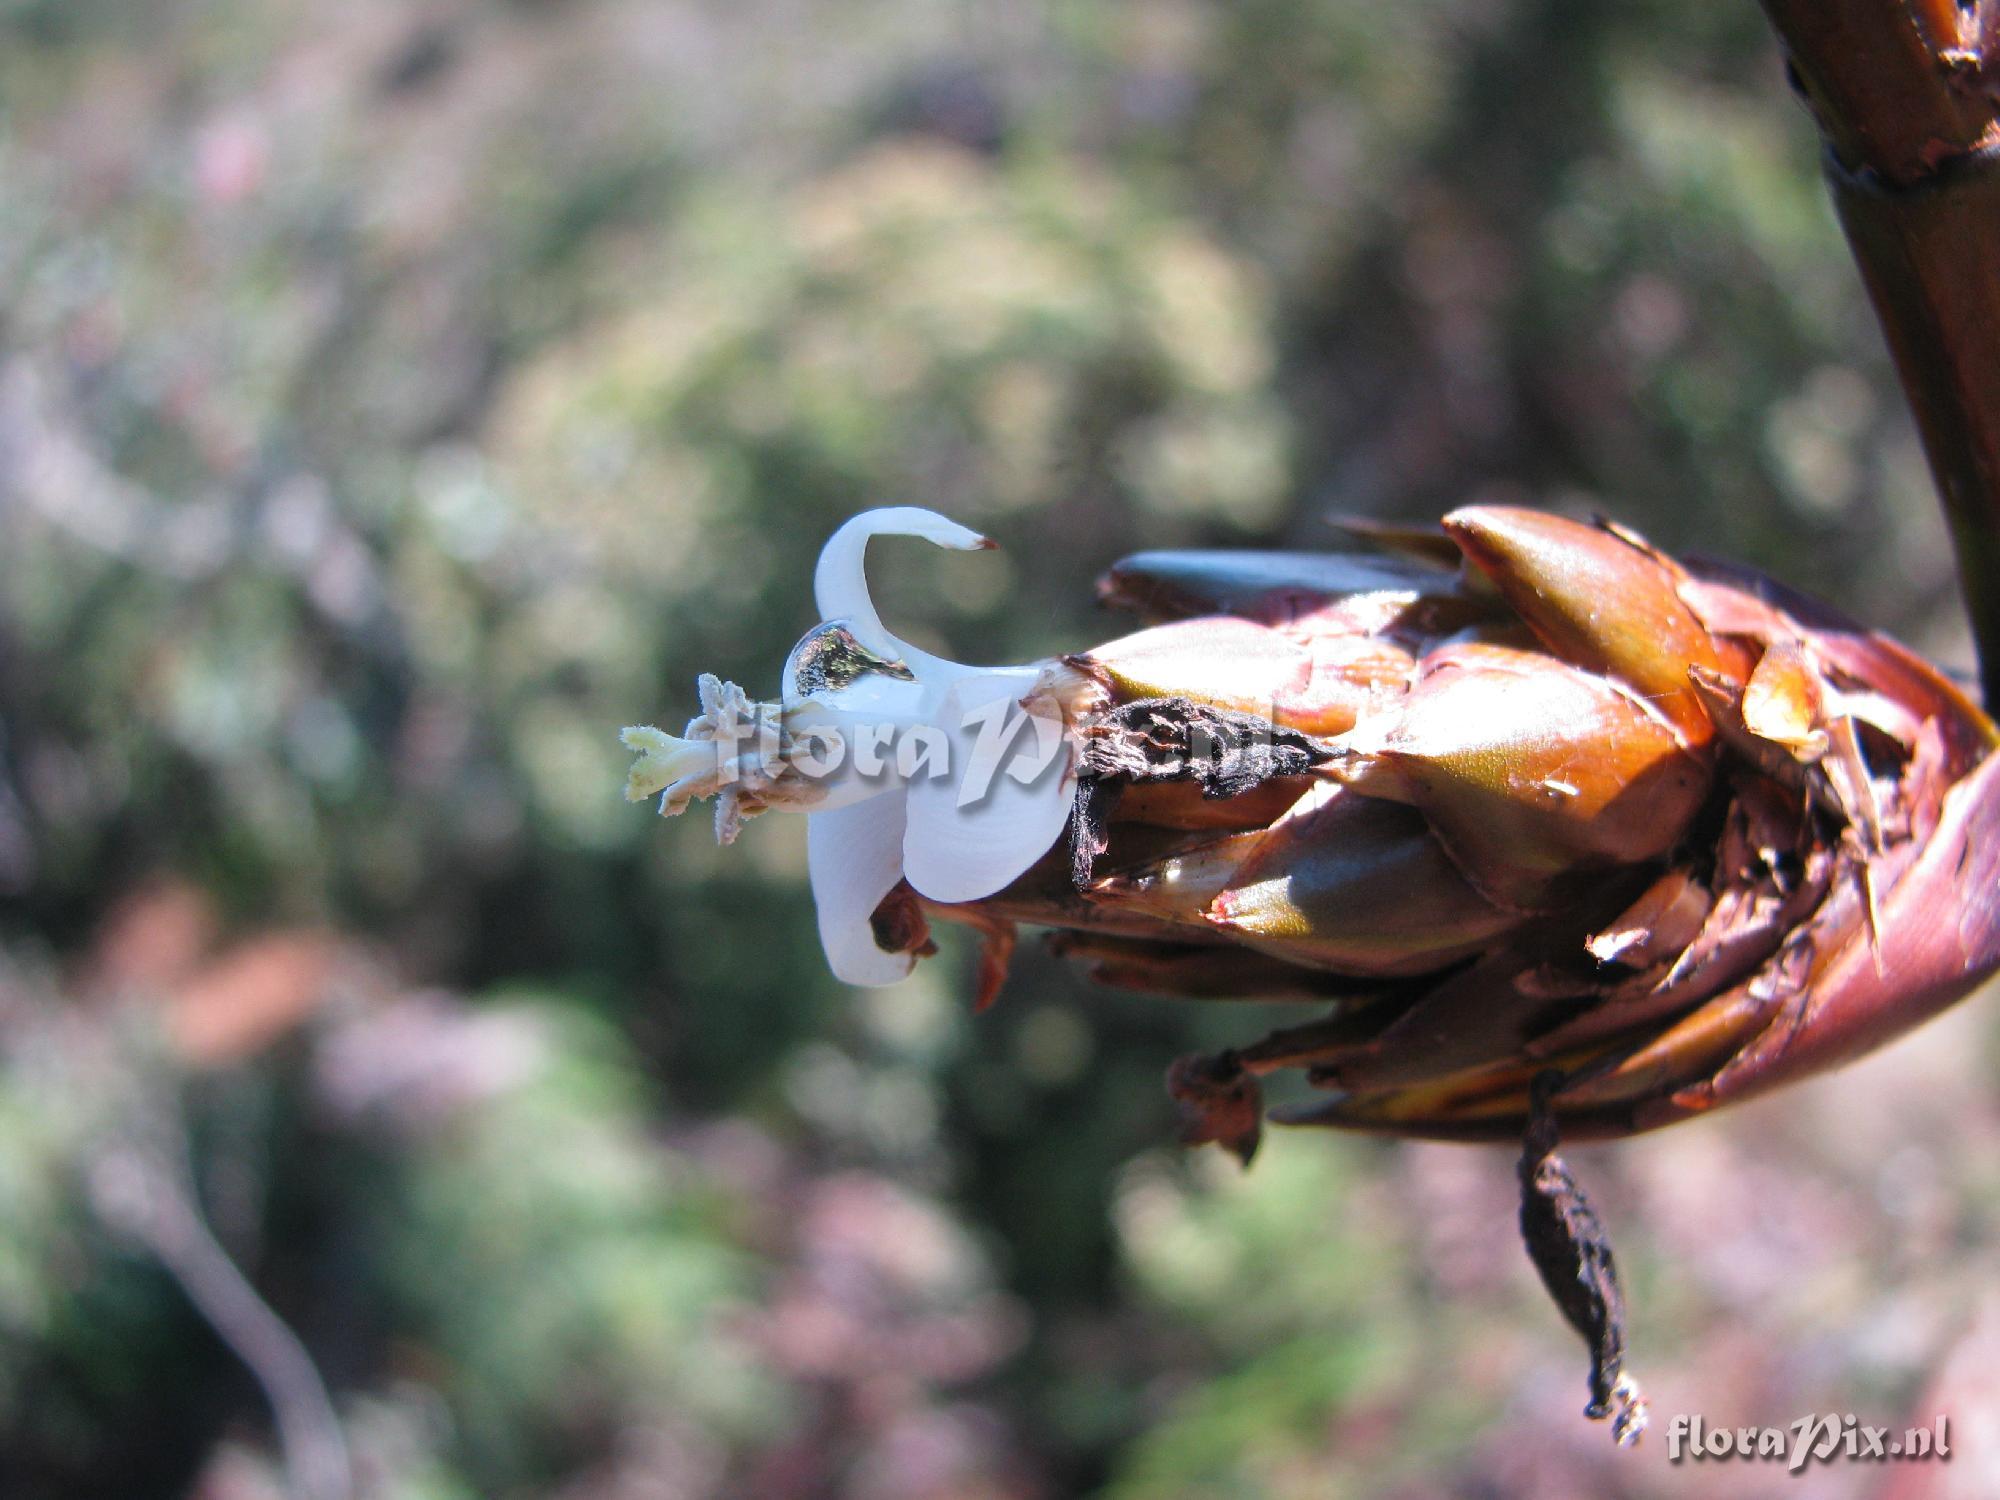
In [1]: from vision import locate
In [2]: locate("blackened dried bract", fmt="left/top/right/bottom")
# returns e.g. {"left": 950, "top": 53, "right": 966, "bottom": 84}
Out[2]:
{"left": 1518, "top": 1074, "right": 1645, "bottom": 1446}
{"left": 1069, "top": 697, "right": 1331, "bottom": 887}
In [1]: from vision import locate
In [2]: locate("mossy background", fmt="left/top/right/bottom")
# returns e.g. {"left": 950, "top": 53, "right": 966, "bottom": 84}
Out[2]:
{"left": 1, "top": 1, "right": 1995, "bottom": 1496}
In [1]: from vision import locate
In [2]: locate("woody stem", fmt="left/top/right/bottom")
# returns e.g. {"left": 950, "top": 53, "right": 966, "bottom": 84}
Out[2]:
{"left": 1756, "top": 0, "right": 2000, "bottom": 705}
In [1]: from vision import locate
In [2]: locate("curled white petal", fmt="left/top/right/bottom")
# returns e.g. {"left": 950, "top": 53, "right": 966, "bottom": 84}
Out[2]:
{"left": 901, "top": 671, "right": 1075, "bottom": 904}
{"left": 812, "top": 507, "right": 992, "bottom": 677}
{"left": 808, "top": 792, "right": 918, "bottom": 986}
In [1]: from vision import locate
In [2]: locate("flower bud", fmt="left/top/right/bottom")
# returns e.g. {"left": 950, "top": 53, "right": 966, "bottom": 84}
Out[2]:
{"left": 1072, "top": 616, "right": 1410, "bottom": 735}
{"left": 1201, "top": 784, "right": 1524, "bottom": 975}
{"left": 1442, "top": 507, "right": 1752, "bottom": 745}
{"left": 1324, "top": 644, "right": 1711, "bottom": 910}
{"left": 1097, "top": 547, "right": 1492, "bottom": 636}
{"left": 1084, "top": 782, "right": 1521, "bottom": 979}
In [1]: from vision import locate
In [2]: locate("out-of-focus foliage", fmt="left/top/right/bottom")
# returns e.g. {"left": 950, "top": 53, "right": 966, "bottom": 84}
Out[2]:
{"left": 0, "top": 0, "right": 1993, "bottom": 1496}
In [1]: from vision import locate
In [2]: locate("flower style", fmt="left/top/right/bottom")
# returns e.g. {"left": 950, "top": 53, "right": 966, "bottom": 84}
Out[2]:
{"left": 623, "top": 508, "right": 1084, "bottom": 986}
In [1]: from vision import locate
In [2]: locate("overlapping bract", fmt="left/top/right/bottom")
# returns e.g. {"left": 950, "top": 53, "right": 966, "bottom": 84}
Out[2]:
{"left": 927, "top": 507, "right": 2000, "bottom": 1142}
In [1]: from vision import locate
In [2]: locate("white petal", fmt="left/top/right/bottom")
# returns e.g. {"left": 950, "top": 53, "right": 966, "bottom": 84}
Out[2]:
{"left": 812, "top": 507, "right": 992, "bottom": 677}
{"left": 901, "top": 671, "right": 1074, "bottom": 904}
{"left": 807, "top": 791, "right": 917, "bottom": 986}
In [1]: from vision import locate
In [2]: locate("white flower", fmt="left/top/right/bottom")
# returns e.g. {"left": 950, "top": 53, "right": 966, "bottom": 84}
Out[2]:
{"left": 623, "top": 508, "right": 1084, "bottom": 985}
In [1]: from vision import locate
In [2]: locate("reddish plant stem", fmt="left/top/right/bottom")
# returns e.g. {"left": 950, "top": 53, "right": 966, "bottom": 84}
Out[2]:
{"left": 1758, "top": 0, "right": 2000, "bottom": 705}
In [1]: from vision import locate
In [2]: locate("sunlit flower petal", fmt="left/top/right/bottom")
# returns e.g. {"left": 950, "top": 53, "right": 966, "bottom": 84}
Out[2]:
{"left": 808, "top": 791, "right": 918, "bottom": 985}
{"left": 902, "top": 669, "right": 1076, "bottom": 903}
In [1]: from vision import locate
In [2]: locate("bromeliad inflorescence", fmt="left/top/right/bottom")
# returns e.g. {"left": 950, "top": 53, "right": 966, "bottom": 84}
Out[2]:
{"left": 624, "top": 504, "right": 2000, "bottom": 1446}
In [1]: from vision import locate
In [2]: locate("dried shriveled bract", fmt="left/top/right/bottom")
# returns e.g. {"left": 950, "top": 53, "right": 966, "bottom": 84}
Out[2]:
{"left": 626, "top": 505, "right": 2000, "bottom": 1447}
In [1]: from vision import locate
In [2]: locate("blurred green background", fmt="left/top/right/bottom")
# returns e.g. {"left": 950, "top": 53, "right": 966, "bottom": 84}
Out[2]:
{"left": 3, "top": 1, "right": 1998, "bottom": 1497}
